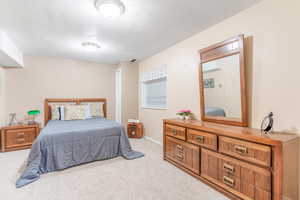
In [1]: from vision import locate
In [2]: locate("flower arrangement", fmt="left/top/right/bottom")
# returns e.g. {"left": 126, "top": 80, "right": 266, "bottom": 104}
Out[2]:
{"left": 177, "top": 109, "right": 192, "bottom": 120}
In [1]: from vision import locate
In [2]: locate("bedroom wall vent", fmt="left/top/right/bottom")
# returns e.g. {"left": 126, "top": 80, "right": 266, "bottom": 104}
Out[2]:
{"left": 0, "top": 32, "right": 24, "bottom": 67}
{"left": 129, "top": 59, "right": 137, "bottom": 63}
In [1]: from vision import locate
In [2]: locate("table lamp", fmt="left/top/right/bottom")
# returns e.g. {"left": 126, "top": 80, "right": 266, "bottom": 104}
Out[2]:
{"left": 28, "top": 110, "right": 40, "bottom": 125}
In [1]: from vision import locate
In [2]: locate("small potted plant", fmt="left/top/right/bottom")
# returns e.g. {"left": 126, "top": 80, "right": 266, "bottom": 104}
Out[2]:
{"left": 177, "top": 109, "right": 192, "bottom": 120}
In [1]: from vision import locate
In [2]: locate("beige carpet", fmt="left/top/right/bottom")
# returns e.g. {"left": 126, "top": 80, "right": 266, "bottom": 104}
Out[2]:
{"left": 0, "top": 139, "right": 228, "bottom": 200}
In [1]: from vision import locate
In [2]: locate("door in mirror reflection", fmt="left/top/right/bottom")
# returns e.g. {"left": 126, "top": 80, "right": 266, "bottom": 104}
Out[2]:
{"left": 202, "top": 54, "right": 241, "bottom": 119}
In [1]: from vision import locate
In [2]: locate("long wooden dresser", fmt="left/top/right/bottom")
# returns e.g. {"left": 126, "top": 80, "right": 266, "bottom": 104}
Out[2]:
{"left": 163, "top": 119, "right": 299, "bottom": 200}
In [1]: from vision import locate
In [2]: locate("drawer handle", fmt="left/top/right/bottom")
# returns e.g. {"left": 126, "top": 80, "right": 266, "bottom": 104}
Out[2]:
{"left": 17, "top": 132, "right": 25, "bottom": 138}
{"left": 16, "top": 138, "right": 25, "bottom": 144}
{"left": 223, "top": 163, "right": 235, "bottom": 173}
{"left": 171, "top": 129, "right": 177, "bottom": 135}
{"left": 176, "top": 154, "right": 183, "bottom": 160}
{"left": 234, "top": 145, "right": 248, "bottom": 155}
{"left": 223, "top": 176, "right": 234, "bottom": 187}
{"left": 195, "top": 135, "right": 204, "bottom": 143}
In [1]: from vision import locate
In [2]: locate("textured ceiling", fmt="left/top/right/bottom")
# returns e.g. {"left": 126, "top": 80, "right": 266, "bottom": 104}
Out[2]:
{"left": 0, "top": 0, "right": 259, "bottom": 64}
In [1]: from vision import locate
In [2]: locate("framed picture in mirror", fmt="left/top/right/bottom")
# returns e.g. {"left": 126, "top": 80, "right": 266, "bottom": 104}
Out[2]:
{"left": 198, "top": 35, "right": 247, "bottom": 127}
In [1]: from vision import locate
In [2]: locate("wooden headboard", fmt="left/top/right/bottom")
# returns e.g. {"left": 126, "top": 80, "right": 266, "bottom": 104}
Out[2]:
{"left": 44, "top": 98, "right": 107, "bottom": 125}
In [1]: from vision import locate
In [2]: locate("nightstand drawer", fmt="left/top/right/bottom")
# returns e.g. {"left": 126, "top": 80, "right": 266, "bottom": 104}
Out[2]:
{"left": 5, "top": 128, "right": 36, "bottom": 148}
{"left": 127, "top": 123, "right": 143, "bottom": 138}
{"left": 1, "top": 125, "right": 39, "bottom": 152}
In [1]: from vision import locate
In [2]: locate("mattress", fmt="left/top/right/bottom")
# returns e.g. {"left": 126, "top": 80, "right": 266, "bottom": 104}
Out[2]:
{"left": 16, "top": 118, "right": 144, "bottom": 188}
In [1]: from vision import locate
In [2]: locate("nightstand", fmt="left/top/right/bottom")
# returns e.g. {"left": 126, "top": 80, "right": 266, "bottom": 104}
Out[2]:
{"left": 1, "top": 124, "right": 40, "bottom": 152}
{"left": 127, "top": 122, "right": 143, "bottom": 138}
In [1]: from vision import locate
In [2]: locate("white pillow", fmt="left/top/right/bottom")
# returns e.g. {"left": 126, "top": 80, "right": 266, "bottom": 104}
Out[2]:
{"left": 84, "top": 105, "right": 92, "bottom": 119}
{"left": 89, "top": 102, "right": 104, "bottom": 117}
{"left": 64, "top": 105, "right": 86, "bottom": 120}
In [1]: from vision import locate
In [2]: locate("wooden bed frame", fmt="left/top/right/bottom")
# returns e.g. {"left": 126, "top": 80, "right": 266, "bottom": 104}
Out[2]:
{"left": 44, "top": 98, "right": 107, "bottom": 125}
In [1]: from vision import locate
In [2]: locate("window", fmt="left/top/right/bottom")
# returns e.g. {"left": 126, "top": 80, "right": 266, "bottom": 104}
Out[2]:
{"left": 141, "top": 66, "right": 167, "bottom": 109}
{"left": 142, "top": 78, "right": 167, "bottom": 109}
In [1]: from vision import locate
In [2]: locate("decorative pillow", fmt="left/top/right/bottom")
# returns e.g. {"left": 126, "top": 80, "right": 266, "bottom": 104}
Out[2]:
{"left": 83, "top": 104, "right": 92, "bottom": 119}
{"left": 88, "top": 102, "right": 104, "bottom": 118}
{"left": 64, "top": 105, "right": 86, "bottom": 120}
{"left": 59, "top": 106, "right": 65, "bottom": 120}
{"left": 51, "top": 105, "right": 62, "bottom": 120}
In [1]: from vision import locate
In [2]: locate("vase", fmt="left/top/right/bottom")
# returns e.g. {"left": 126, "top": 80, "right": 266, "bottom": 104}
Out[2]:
{"left": 184, "top": 116, "right": 191, "bottom": 120}
{"left": 178, "top": 115, "right": 185, "bottom": 120}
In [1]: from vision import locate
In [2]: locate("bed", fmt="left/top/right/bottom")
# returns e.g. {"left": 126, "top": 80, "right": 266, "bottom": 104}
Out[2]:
{"left": 16, "top": 98, "right": 144, "bottom": 188}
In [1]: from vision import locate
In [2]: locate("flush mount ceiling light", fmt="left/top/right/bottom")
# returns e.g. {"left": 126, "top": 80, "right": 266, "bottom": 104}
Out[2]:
{"left": 82, "top": 42, "right": 101, "bottom": 51}
{"left": 95, "top": 0, "right": 125, "bottom": 18}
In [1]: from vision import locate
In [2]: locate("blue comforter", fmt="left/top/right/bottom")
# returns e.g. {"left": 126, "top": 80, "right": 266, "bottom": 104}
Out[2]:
{"left": 16, "top": 118, "right": 144, "bottom": 188}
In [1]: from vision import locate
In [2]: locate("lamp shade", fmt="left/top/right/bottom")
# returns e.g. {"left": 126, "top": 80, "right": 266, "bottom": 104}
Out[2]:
{"left": 28, "top": 110, "right": 41, "bottom": 116}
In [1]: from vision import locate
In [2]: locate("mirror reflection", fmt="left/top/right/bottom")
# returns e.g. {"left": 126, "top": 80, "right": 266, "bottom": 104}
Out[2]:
{"left": 203, "top": 54, "right": 241, "bottom": 119}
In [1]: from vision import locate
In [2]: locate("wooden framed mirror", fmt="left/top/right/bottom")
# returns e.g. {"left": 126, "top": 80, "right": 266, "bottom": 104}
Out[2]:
{"left": 198, "top": 35, "right": 247, "bottom": 127}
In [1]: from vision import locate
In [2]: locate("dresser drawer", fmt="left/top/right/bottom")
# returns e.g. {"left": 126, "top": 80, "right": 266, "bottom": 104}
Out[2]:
{"left": 187, "top": 129, "right": 217, "bottom": 150}
{"left": 240, "top": 166, "right": 272, "bottom": 200}
{"left": 165, "top": 124, "right": 186, "bottom": 140}
{"left": 201, "top": 148, "right": 271, "bottom": 200}
{"left": 218, "top": 156, "right": 241, "bottom": 178}
{"left": 5, "top": 128, "right": 36, "bottom": 149}
{"left": 219, "top": 136, "right": 271, "bottom": 167}
{"left": 218, "top": 171, "right": 241, "bottom": 192}
{"left": 201, "top": 148, "right": 219, "bottom": 181}
{"left": 165, "top": 136, "right": 199, "bottom": 174}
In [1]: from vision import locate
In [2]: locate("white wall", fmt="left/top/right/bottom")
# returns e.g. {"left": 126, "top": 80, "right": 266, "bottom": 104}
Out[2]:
{"left": 139, "top": 0, "right": 300, "bottom": 142}
{"left": 4, "top": 56, "right": 117, "bottom": 125}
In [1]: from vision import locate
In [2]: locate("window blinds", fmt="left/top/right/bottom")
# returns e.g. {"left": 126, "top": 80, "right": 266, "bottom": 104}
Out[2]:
{"left": 141, "top": 66, "right": 167, "bottom": 109}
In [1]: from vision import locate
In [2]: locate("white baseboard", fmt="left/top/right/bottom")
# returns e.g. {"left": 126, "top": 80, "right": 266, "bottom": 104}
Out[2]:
{"left": 144, "top": 136, "right": 162, "bottom": 145}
